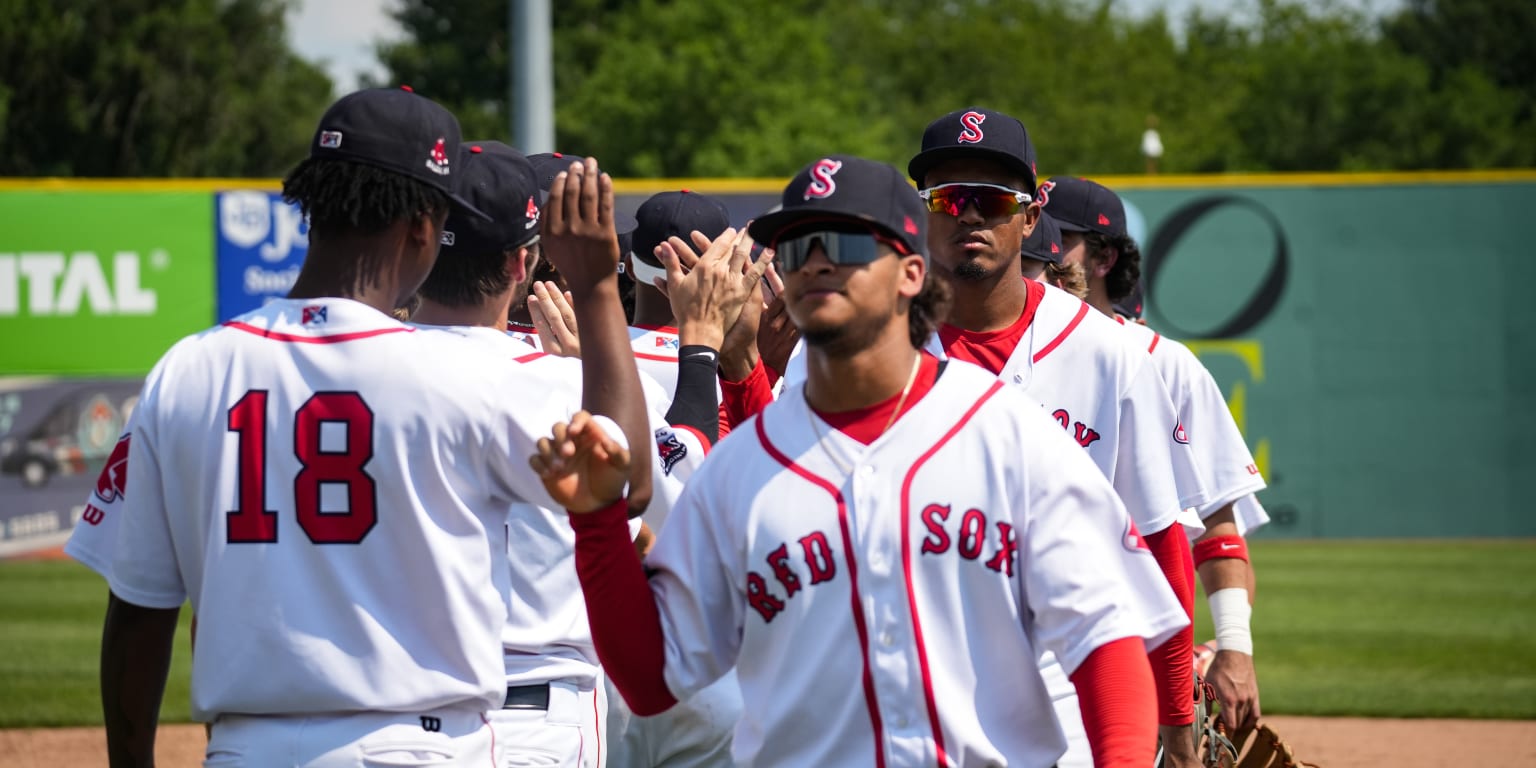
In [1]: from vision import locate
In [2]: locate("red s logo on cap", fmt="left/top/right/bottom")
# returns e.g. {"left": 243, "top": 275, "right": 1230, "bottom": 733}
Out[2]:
{"left": 957, "top": 111, "right": 987, "bottom": 144}
{"left": 1036, "top": 180, "right": 1054, "bottom": 207}
{"left": 804, "top": 159, "right": 844, "bottom": 200}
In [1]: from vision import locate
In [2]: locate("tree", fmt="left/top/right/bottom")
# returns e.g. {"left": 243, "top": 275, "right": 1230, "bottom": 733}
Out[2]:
{"left": 0, "top": 0, "right": 334, "bottom": 177}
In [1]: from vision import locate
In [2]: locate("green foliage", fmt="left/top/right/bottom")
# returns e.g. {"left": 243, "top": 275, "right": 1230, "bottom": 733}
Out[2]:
{"left": 0, "top": 0, "right": 333, "bottom": 177}
{"left": 374, "top": 0, "right": 1533, "bottom": 176}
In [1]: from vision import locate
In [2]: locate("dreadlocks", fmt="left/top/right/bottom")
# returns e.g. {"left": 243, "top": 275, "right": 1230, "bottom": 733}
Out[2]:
{"left": 283, "top": 157, "right": 450, "bottom": 233}
{"left": 282, "top": 158, "right": 451, "bottom": 300}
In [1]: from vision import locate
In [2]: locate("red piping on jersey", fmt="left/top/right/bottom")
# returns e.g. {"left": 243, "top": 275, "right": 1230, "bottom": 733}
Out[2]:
{"left": 481, "top": 713, "right": 495, "bottom": 768}
{"left": 755, "top": 416, "right": 887, "bottom": 768}
{"left": 513, "top": 351, "right": 548, "bottom": 363}
{"left": 674, "top": 424, "right": 713, "bottom": 455}
{"left": 591, "top": 690, "right": 601, "bottom": 767}
{"left": 221, "top": 321, "right": 415, "bottom": 344}
{"left": 899, "top": 379, "right": 1005, "bottom": 768}
{"left": 1147, "top": 333, "right": 1161, "bottom": 355}
{"left": 1031, "top": 302, "right": 1090, "bottom": 363}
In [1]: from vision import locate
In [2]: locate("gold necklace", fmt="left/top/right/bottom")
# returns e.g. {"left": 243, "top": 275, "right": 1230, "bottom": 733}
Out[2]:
{"left": 806, "top": 352, "right": 923, "bottom": 476}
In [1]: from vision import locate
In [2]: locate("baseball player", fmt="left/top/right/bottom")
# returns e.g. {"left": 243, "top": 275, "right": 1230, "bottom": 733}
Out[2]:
{"left": 517, "top": 152, "right": 642, "bottom": 350}
{"left": 1018, "top": 210, "right": 1089, "bottom": 300}
{"left": 534, "top": 155, "right": 1187, "bottom": 767}
{"left": 92, "top": 88, "right": 652, "bottom": 767}
{"left": 907, "top": 107, "right": 1208, "bottom": 768}
{"left": 1042, "top": 175, "right": 1269, "bottom": 733}
{"left": 407, "top": 140, "right": 733, "bottom": 768}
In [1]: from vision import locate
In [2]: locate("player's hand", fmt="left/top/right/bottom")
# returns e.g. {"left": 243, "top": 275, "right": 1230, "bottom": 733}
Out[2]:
{"left": 1157, "top": 723, "right": 1201, "bottom": 768}
{"left": 1207, "top": 649, "right": 1261, "bottom": 732}
{"left": 529, "top": 280, "right": 580, "bottom": 358}
{"left": 530, "top": 411, "right": 631, "bottom": 513}
{"left": 757, "top": 287, "right": 800, "bottom": 377}
{"left": 541, "top": 157, "right": 620, "bottom": 299}
{"left": 659, "top": 227, "right": 770, "bottom": 352}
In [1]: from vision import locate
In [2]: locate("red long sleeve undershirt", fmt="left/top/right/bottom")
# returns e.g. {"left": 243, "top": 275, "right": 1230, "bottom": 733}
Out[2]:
{"left": 1070, "top": 636, "right": 1159, "bottom": 768}
{"left": 1143, "top": 522, "right": 1196, "bottom": 726}
{"left": 569, "top": 500, "right": 677, "bottom": 715}
{"left": 719, "top": 358, "right": 776, "bottom": 430}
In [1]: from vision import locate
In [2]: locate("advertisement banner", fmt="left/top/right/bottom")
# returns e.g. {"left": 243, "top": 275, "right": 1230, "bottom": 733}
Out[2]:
{"left": 0, "top": 376, "right": 143, "bottom": 555}
{"left": 215, "top": 190, "right": 309, "bottom": 321}
{"left": 0, "top": 191, "right": 214, "bottom": 375}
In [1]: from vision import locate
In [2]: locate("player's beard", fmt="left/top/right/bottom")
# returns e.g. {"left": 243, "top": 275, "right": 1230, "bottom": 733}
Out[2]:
{"left": 952, "top": 258, "right": 991, "bottom": 281}
{"left": 801, "top": 307, "right": 893, "bottom": 358}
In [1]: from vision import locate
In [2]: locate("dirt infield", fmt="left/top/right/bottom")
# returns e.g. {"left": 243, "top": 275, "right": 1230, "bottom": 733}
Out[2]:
{"left": 4, "top": 717, "right": 1533, "bottom": 766}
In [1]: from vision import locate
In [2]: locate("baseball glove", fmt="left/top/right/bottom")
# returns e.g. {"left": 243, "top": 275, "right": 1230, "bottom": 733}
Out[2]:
{"left": 1189, "top": 640, "right": 1321, "bottom": 768}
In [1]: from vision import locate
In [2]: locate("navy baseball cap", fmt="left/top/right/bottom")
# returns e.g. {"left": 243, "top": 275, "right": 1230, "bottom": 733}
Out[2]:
{"left": 440, "top": 141, "right": 543, "bottom": 257}
{"left": 748, "top": 155, "right": 927, "bottom": 261}
{"left": 908, "top": 107, "right": 1038, "bottom": 195}
{"left": 1115, "top": 278, "right": 1145, "bottom": 319}
{"left": 1039, "top": 176, "right": 1126, "bottom": 237}
{"left": 309, "top": 86, "right": 490, "bottom": 221}
{"left": 1021, "top": 211, "right": 1064, "bottom": 264}
{"left": 527, "top": 152, "right": 639, "bottom": 235}
{"left": 633, "top": 191, "right": 732, "bottom": 268}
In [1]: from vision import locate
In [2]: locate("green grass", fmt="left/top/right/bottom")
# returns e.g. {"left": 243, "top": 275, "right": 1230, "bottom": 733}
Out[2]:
{"left": 1196, "top": 540, "right": 1536, "bottom": 719}
{"left": 0, "top": 559, "right": 193, "bottom": 727}
{"left": 1, "top": 542, "right": 1533, "bottom": 726}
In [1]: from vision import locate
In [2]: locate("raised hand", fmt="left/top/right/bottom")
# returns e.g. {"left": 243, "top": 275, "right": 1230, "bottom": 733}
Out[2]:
{"left": 529, "top": 411, "right": 632, "bottom": 513}
{"left": 757, "top": 289, "right": 801, "bottom": 377}
{"left": 540, "top": 158, "right": 620, "bottom": 299}
{"left": 528, "top": 280, "right": 580, "bottom": 358}
{"left": 658, "top": 227, "right": 773, "bottom": 352}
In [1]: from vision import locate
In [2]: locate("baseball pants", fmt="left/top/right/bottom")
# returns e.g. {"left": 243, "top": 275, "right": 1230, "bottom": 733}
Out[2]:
{"left": 487, "top": 679, "right": 607, "bottom": 768}
{"left": 604, "top": 668, "right": 739, "bottom": 768}
{"left": 204, "top": 705, "right": 493, "bottom": 767}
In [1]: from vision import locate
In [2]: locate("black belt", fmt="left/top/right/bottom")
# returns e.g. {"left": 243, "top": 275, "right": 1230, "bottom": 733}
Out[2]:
{"left": 503, "top": 683, "right": 550, "bottom": 710}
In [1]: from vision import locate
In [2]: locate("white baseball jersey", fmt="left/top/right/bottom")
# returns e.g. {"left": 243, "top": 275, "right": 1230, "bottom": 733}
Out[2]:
{"left": 1116, "top": 319, "right": 1267, "bottom": 524}
{"left": 627, "top": 325, "right": 727, "bottom": 418}
{"left": 409, "top": 323, "right": 706, "bottom": 690}
{"left": 930, "top": 285, "right": 1205, "bottom": 535}
{"left": 1230, "top": 494, "right": 1272, "bottom": 537}
{"left": 645, "top": 360, "right": 1186, "bottom": 767}
{"left": 104, "top": 298, "right": 587, "bottom": 721}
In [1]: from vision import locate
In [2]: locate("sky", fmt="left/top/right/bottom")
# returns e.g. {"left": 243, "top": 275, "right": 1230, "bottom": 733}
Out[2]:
{"left": 287, "top": 0, "right": 1407, "bottom": 94}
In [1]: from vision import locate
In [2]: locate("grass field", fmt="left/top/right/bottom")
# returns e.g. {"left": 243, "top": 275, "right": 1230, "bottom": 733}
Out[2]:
{"left": 1, "top": 540, "right": 1533, "bottom": 727}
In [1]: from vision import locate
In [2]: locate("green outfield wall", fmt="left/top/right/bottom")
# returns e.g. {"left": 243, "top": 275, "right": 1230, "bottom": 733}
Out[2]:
{"left": 1, "top": 172, "right": 1531, "bottom": 538}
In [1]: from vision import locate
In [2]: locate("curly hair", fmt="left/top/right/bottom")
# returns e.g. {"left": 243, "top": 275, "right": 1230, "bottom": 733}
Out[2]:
{"left": 1084, "top": 232, "right": 1141, "bottom": 303}
{"left": 908, "top": 271, "right": 953, "bottom": 348}
{"left": 283, "top": 158, "right": 450, "bottom": 233}
{"left": 1045, "top": 261, "right": 1088, "bottom": 300}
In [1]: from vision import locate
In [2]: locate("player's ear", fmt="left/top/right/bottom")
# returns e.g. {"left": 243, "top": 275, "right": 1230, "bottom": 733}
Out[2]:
{"left": 508, "top": 247, "right": 530, "bottom": 284}
{"left": 407, "top": 210, "right": 441, "bottom": 251}
{"left": 897, "top": 253, "right": 926, "bottom": 300}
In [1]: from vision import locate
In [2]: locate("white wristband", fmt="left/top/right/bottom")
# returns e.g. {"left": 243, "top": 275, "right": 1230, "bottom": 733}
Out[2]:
{"left": 1208, "top": 588, "right": 1254, "bottom": 656}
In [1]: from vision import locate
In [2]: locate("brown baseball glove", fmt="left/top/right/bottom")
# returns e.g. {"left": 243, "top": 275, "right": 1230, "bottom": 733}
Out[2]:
{"left": 1195, "top": 681, "right": 1321, "bottom": 768}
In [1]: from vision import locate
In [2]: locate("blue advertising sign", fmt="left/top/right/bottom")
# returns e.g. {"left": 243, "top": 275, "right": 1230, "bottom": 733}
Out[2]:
{"left": 215, "top": 191, "right": 308, "bottom": 321}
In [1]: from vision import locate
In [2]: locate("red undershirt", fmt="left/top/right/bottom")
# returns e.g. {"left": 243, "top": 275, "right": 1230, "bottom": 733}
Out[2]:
{"left": 811, "top": 352, "right": 940, "bottom": 444}
{"left": 938, "top": 278, "right": 1045, "bottom": 376}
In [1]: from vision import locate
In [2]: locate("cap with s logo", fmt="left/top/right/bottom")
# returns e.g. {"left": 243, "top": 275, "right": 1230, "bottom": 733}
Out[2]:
{"left": 748, "top": 154, "right": 928, "bottom": 262}
{"left": 632, "top": 190, "right": 732, "bottom": 283}
{"left": 1040, "top": 176, "right": 1126, "bottom": 237}
{"left": 308, "top": 87, "right": 491, "bottom": 222}
{"left": 908, "top": 106, "right": 1038, "bottom": 195}
{"left": 525, "top": 152, "right": 641, "bottom": 251}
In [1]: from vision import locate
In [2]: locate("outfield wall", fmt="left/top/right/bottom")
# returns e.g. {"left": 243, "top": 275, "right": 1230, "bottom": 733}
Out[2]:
{"left": 1, "top": 172, "right": 1532, "bottom": 546}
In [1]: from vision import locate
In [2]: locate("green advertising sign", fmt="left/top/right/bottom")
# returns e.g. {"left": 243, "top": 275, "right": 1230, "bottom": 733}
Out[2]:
{"left": 1118, "top": 179, "right": 1536, "bottom": 538}
{"left": 0, "top": 190, "right": 213, "bottom": 374}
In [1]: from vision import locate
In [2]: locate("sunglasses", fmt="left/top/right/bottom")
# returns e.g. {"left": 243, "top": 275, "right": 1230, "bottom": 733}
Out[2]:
{"left": 919, "top": 183, "right": 1032, "bottom": 219}
{"left": 771, "top": 218, "right": 912, "bottom": 272}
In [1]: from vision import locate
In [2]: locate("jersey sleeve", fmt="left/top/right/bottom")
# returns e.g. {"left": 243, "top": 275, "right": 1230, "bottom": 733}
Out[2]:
{"left": 1015, "top": 408, "right": 1188, "bottom": 673}
{"left": 62, "top": 413, "right": 138, "bottom": 581}
{"left": 105, "top": 367, "right": 187, "bottom": 610}
{"left": 1169, "top": 343, "right": 1267, "bottom": 518}
{"left": 643, "top": 468, "right": 748, "bottom": 700}
{"left": 1230, "top": 494, "right": 1271, "bottom": 537}
{"left": 1113, "top": 361, "right": 1206, "bottom": 535}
